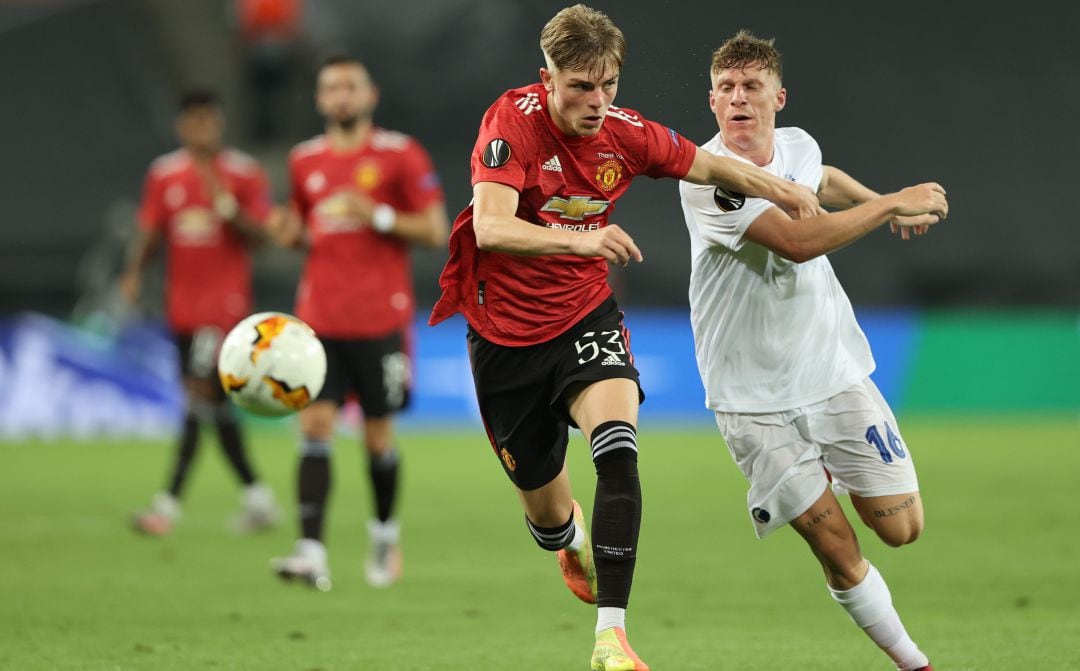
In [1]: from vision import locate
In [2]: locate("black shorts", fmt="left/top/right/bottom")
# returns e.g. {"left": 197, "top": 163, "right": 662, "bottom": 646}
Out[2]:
{"left": 177, "top": 327, "right": 227, "bottom": 400}
{"left": 467, "top": 296, "right": 643, "bottom": 491}
{"left": 317, "top": 332, "right": 412, "bottom": 418}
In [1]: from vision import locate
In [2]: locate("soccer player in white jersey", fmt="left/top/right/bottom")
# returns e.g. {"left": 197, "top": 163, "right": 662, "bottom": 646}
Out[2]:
{"left": 678, "top": 31, "right": 948, "bottom": 671}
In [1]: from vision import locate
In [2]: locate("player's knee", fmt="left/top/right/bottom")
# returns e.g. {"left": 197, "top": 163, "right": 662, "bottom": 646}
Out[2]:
{"left": 875, "top": 517, "right": 923, "bottom": 547}
{"left": 591, "top": 420, "right": 640, "bottom": 512}
{"left": 590, "top": 420, "right": 638, "bottom": 471}
{"left": 363, "top": 419, "right": 394, "bottom": 455}
{"left": 299, "top": 403, "right": 335, "bottom": 439}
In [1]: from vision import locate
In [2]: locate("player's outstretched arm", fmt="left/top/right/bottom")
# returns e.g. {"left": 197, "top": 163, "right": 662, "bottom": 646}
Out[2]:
{"left": 214, "top": 191, "right": 271, "bottom": 244}
{"left": 744, "top": 182, "right": 948, "bottom": 263}
{"left": 335, "top": 190, "right": 448, "bottom": 247}
{"left": 819, "top": 165, "right": 879, "bottom": 209}
{"left": 820, "top": 165, "right": 935, "bottom": 241}
{"left": 685, "top": 147, "right": 821, "bottom": 220}
{"left": 118, "top": 228, "right": 162, "bottom": 304}
{"left": 380, "top": 202, "right": 450, "bottom": 248}
{"left": 473, "top": 182, "right": 642, "bottom": 265}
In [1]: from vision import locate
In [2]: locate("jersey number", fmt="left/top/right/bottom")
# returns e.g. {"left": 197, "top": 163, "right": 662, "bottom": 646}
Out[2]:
{"left": 865, "top": 422, "right": 906, "bottom": 464}
{"left": 574, "top": 330, "right": 625, "bottom": 364}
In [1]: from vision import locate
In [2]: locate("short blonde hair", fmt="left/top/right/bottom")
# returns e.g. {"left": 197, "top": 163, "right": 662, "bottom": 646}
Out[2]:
{"left": 711, "top": 30, "right": 782, "bottom": 82}
{"left": 540, "top": 4, "right": 625, "bottom": 77}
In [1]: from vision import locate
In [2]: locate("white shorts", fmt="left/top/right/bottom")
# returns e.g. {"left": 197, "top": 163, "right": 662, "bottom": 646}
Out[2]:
{"left": 714, "top": 378, "right": 919, "bottom": 539}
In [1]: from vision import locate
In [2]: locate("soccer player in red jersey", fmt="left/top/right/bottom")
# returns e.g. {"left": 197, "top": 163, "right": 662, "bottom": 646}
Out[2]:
{"left": 428, "top": 6, "right": 820, "bottom": 670}
{"left": 122, "top": 89, "right": 280, "bottom": 537}
{"left": 269, "top": 55, "right": 448, "bottom": 591}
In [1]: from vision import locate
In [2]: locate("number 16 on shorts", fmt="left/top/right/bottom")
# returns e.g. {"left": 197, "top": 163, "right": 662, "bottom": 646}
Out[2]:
{"left": 866, "top": 422, "right": 907, "bottom": 464}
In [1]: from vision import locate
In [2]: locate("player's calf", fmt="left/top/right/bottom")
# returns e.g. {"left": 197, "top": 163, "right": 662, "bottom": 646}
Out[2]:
{"left": 590, "top": 420, "right": 641, "bottom": 610}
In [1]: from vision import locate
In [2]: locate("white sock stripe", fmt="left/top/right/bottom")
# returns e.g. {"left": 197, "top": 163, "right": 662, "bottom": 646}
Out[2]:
{"left": 591, "top": 424, "right": 637, "bottom": 447}
{"left": 591, "top": 432, "right": 638, "bottom": 453}
{"left": 300, "top": 439, "right": 333, "bottom": 457}
{"left": 527, "top": 520, "right": 575, "bottom": 544}
{"left": 591, "top": 427, "right": 638, "bottom": 455}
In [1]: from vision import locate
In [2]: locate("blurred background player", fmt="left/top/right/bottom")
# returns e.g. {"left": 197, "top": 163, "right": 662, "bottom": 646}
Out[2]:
{"left": 268, "top": 55, "right": 448, "bottom": 591}
{"left": 429, "top": 6, "right": 818, "bottom": 670}
{"left": 122, "top": 89, "right": 281, "bottom": 536}
{"left": 678, "top": 31, "right": 947, "bottom": 671}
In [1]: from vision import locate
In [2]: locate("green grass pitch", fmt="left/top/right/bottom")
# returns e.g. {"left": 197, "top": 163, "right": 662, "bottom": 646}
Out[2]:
{"left": 2, "top": 417, "right": 1078, "bottom": 670}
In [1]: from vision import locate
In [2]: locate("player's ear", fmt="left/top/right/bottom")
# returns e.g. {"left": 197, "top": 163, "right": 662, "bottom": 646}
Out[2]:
{"left": 540, "top": 67, "right": 553, "bottom": 91}
{"left": 708, "top": 88, "right": 718, "bottom": 114}
{"left": 775, "top": 87, "right": 787, "bottom": 112}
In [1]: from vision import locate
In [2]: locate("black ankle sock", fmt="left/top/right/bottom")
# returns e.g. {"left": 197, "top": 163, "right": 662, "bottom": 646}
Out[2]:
{"left": 525, "top": 509, "right": 576, "bottom": 551}
{"left": 368, "top": 449, "right": 399, "bottom": 523}
{"left": 298, "top": 452, "right": 331, "bottom": 540}
{"left": 215, "top": 414, "right": 256, "bottom": 486}
{"left": 167, "top": 414, "right": 201, "bottom": 497}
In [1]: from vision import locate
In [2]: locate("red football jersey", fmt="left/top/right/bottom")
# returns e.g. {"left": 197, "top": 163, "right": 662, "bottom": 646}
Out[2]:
{"left": 430, "top": 83, "right": 697, "bottom": 346}
{"left": 289, "top": 129, "right": 444, "bottom": 338}
{"left": 137, "top": 148, "right": 271, "bottom": 335}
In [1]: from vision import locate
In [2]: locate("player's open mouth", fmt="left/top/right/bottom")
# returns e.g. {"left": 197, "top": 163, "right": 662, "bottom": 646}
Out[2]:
{"left": 731, "top": 114, "right": 751, "bottom": 122}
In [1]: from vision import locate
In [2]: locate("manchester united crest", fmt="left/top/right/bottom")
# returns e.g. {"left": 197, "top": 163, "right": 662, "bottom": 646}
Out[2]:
{"left": 500, "top": 447, "right": 517, "bottom": 472}
{"left": 355, "top": 161, "right": 380, "bottom": 190}
{"left": 595, "top": 159, "right": 622, "bottom": 192}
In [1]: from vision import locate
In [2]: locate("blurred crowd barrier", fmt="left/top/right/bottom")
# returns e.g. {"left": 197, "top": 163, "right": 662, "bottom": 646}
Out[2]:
{"left": 0, "top": 310, "right": 1077, "bottom": 440}
{"left": 0, "top": 314, "right": 182, "bottom": 440}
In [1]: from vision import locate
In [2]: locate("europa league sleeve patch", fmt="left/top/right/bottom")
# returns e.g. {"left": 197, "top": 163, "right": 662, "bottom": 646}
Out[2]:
{"left": 481, "top": 138, "right": 512, "bottom": 168}
{"left": 713, "top": 186, "right": 746, "bottom": 212}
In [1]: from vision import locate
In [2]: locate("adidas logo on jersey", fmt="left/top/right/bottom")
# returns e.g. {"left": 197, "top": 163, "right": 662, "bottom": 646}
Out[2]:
{"left": 515, "top": 92, "right": 542, "bottom": 115}
{"left": 541, "top": 155, "right": 563, "bottom": 172}
{"left": 601, "top": 353, "right": 625, "bottom": 366}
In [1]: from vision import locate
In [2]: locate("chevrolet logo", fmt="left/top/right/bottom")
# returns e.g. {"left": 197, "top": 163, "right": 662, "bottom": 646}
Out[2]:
{"left": 541, "top": 196, "right": 610, "bottom": 221}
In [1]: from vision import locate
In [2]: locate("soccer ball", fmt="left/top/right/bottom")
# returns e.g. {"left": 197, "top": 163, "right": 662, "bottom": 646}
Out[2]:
{"left": 217, "top": 312, "right": 327, "bottom": 417}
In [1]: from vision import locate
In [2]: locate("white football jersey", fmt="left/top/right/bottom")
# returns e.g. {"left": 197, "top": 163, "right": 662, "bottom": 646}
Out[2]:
{"left": 679, "top": 127, "right": 874, "bottom": 412}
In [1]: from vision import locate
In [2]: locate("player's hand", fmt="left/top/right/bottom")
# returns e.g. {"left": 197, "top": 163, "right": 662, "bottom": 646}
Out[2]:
{"left": 779, "top": 181, "right": 822, "bottom": 220}
{"left": 118, "top": 270, "right": 141, "bottom": 304}
{"left": 339, "top": 190, "right": 376, "bottom": 224}
{"left": 892, "top": 183, "right": 948, "bottom": 221}
{"left": 889, "top": 213, "right": 936, "bottom": 240}
{"left": 195, "top": 161, "right": 240, "bottom": 221}
{"left": 573, "top": 224, "right": 643, "bottom": 266}
{"left": 267, "top": 206, "right": 301, "bottom": 247}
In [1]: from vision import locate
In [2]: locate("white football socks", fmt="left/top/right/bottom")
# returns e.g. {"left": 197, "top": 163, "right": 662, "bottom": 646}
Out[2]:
{"left": 596, "top": 607, "right": 626, "bottom": 635}
{"left": 829, "top": 562, "right": 929, "bottom": 671}
{"left": 243, "top": 482, "right": 275, "bottom": 510}
{"left": 152, "top": 492, "right": 181, "bottom": 520}
{"left": 567, "top": 520, "right": 586, "bottom": 552}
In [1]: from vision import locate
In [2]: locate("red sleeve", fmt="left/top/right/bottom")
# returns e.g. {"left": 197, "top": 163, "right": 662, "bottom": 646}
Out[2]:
{"left": 287, "top": 153, "right": 308, "bottom": 219}
{"left": 470, "top": 98, "right": 535, "bottom": 191}
{"left": 239, "top": 165, "right": 273, "bottom": 222}
{"left": 136, "top": 170, "right": 165, "bottom": 232}
{"left": 640, "top": 120, "right": 696, "bottom": 180}
{"left": 395, "top": 141, "right": 444, "bottom": 212}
